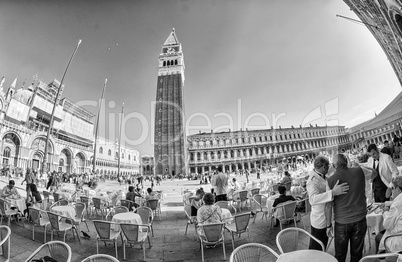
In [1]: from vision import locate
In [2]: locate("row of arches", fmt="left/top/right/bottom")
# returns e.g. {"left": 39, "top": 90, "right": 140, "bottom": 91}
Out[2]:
{"left": 189, "top": 137, "right": 348, "bottom": 162}
{"left": 190, "top": 130, "right": 345, "bottom": 148}
{"left": 162, "top": 60, "right": 178, "bottom": 67}
{"left": 98, "top": 147, "right": 135, "bottom": 161}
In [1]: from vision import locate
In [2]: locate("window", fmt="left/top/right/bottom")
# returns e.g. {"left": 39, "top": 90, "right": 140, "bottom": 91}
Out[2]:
{"left": 99, "top": 147, "right": 103, "bottom": 154}
{"left": 3, "top": 147, "right": 11, "bottom": 158}
{"left": 128, "top": 155, "right": 131, "bottom": 160}
{"left": 108, "top": 149, "right": 111, "bottom": 156}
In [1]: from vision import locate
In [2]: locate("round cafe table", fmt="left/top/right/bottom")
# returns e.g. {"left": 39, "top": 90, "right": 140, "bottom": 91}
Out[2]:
{"left": 111, "top": 212, "right": 142, "bottom": 231}
{"left": 51, "top": 206, "right": 76, "bottom": 219}
{"left": 221, "top": 208, "right": 232, "bottom": 224}
{"left": 277, "top": 250, "right": 337, "bottom": 262}
{"left": 5, "top": 197, "right": 26, "bottom": 212}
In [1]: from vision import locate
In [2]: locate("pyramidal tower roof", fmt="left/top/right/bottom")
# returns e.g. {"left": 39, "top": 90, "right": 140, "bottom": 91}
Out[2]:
{"left": 163, "top": 28, "right": 179, "bottom": 46}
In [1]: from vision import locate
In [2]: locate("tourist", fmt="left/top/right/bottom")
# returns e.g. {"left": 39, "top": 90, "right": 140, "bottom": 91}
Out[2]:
{"left": 272, "top": 185, "right": 295, "bottom": 227}
{"left": 196, "top": 193, "right": 222, "bottom": 236}
{"left": 380, "top": 140, "right": 392, "bottom": 157}
{"left": 1, "top": 180, "right": 21, "bottom": 199}
{"left": 280, "top": 171, "right": 292, "bottom": 192}
{"left": 126, "top": 185, "right": 142, "bottom": 209}
{"left": 306, "top": 156, "right": 349, "bottom": 250}
{"left": 375, "top": 176, "right": 402, "bottom": 253}
{"left": 326, "top": 154, "right": 375, "bottom": 262}
{"left": 21, "top": 168, "right": 36, "bottom": 199}
{"left": 211, "top": 166, "right": 229, "bottom": 202}
{"left": 229, "top": 177, "right": 240, "bottom": 191}
{"left": 366, "top": 143, "right": 399, "bottom": 202}
{"left": 24, "top": 184, "right": 42, "bottom": 218}
{"left": 145, "top": 187, "right": 159, "bottom": 201}
{"left": 191, "top": 188, "right": 205, "bottom": 216}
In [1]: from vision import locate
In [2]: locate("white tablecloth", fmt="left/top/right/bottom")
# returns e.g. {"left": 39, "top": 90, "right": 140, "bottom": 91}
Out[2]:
{"left": 5, "top": 197, "right": 26, "bottom": 212}
{"left": 51, "top": 206, "right": 76, "bottom": 219}
{"left": 367, "top": 209, "right": 384, "bottom": 234}
{"left": 111, "top": 212, "right": 142, "bottom": 231}
{"left": 277, "top": 250, "right": 337, "bottom": 262}
{"left": 266, "top": 194, "right": 279, "bottom": 217}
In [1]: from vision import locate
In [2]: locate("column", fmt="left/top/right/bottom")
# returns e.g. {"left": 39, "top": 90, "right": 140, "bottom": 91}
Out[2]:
{"left": 201, "top": 166, "right": 205, "bottom": 174}
{"left": 229, "top": 164, "right": 232, "bottom": 173}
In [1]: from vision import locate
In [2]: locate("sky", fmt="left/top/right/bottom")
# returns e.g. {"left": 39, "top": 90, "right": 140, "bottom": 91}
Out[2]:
{"left": 0, "top": 0, "right": 401, "bottom": 156}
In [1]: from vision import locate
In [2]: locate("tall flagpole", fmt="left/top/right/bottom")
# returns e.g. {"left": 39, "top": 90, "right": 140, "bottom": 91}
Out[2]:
{"left": 117, "top": 103, "right": 124, "bottom": 178}
{"left": 92, "top": 78, "right": 107, "bottom": 174}
{"left": 41, "top": 39, "right": 82, "bottom": 173}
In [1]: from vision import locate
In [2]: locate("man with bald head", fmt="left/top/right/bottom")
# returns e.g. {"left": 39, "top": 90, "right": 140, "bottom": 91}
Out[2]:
{"left": 326, "top": 154, "right": 377, "bottom": 262}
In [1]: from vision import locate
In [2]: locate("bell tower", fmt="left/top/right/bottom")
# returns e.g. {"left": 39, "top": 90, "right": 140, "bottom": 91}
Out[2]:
{"left": 154, "top": 28, "right": 187, "bottom": 177}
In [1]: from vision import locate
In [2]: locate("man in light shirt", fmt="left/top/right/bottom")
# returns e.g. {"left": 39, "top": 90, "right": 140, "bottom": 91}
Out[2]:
{"left": 211, "top": 166, "right": 229, "bottom": 202}
{"left": 307, "top": 156, "right": 349, "bottom": 250}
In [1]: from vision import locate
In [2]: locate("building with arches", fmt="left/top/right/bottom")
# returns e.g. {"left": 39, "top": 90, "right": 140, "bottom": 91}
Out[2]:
{"left": 0, "top": 76, "right": 140, "bottom": 175}
{"left": 187, "top": 125, "right": 350, "bottom": 174}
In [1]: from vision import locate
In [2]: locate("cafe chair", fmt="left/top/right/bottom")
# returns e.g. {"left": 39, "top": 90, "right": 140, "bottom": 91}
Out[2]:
{"left": 80, "top": 196, "right": 93, "bottom": 218}
{"left": 0, "top": 225, "right": 10, "bottom": 261}
{"left": 43, "top": 190, "right": 54, "bottom": 204}
{"left": 50, "top": 199, "right": 70, "bottom": 209}
{"left": 93, "top": 220, "right": 121, "bottom": 259}
{"left": 28, "top": 207, "right": 50, "bottom": 243}
{"left": 250, "top": 188, "right": 260, "bottom": 196}
{"left": 70, "top": 202, "right": 90, "bottom": 232}
{"left": 184, "top": 205, "right": 197, "bottom": 235}
{"left": 105, "top": 206, "right": 129, "bottom": 221}
{"left": 120, "top": 223, "right": 152, "bottom": 261}
{"left": 215, "top": 201, "right": 237, "bottom": 215}
{"left": 276, "top": 227, "right": 324, "bottom": 254}
{"left": 359, "top": 253, "right": 401, "bottom": 262}
{"left": 225, "top": 212, "right": 251, "bottom": 250}
{"left": 92, "top": 198, "right": 108, "bottom": 220}
{"left": 136, "top": 206, "right": 154, "bottom": 237}
{"left": 25, "top": 240, "right": 72, "bottom": 262}
{"left": 250, "top": 194, "right": 268, "bottom": 223}
{"left": 53, "top": 192, "right": 61, "bottom": 202}
{"left": 384, "top": 232, "right": 402, "bottom": 252}
{"left": 230, "top": 243, "right": 279, "bottom": 262}
{"left": 232, "top": 190, "right": 249, "bottom": 212}
{"left": 81, "top": 254, "right": 120, "bottom": 262}
{"left": 145, "top": 199, "right": 161, "bottom": 221}
{"left": 120, "top": 200, "right": 135, "bottom": 211}
{"left": 296, "top": 197, "right": 311, "bottom": 230}
{"left": 47, "top": 212, "right": 80, "bottom": 243}
{"left": 0, "top": 198, "right": 23, "bottom": 226}
{"left": 197, "top": 222, "right": 226, "bottom": 262}
{"left": 271, "top": 201, "right": 298, "bottom": 230}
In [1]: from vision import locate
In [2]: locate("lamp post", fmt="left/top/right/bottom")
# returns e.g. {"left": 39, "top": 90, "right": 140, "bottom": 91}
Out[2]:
{"left": 41, "top": 39, "right": 82, "bottom": 174}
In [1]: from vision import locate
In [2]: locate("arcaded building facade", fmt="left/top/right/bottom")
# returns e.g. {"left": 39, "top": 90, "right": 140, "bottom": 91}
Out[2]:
{"left": 154, "top": 29, "right": 187, "bottom": 177}
{"left": 188, "top": 125, "right": 350, "bottom": 174}
{"left": 0, "top": 77, "right": 140, "bottom": 175}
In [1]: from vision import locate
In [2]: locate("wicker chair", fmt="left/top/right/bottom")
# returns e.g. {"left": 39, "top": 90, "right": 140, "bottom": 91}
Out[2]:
{"left": 120, "top": 223, "right": 152, "bottom": 260}
{"left": 0, "top": 198, "right": 22, "bottom": 226}
{"left": 359, "top": 253, "right": 401, "bottom": 262}
{"left": 136, "top": 206, "right": 154, "bottom": 237}
{"left": 197, "top": 222, "right": 226, "bottom": 262}
{"left": 230, "top": 243, "right": 279, "bottom": 262}
{"left": 271, "top": 201, "right": 298, "bottom": 230}
{"left": 215, "top": 201, "right": 236, "bottom": 215}
{"left": 251, "top": 194, "right": 268, "bottom": 223}
{"left": 0, "top": 225, "right": 10, "bottom": 261}
{"left": 184, "top": 205, "right": 197, "bottom": 235}
{"left": 92, "top": 198, "right": 108, "bottom": 219}
{"left": 81, "top": 254, "right": 120, "bottom": 262}
{"left": 105, "top": 206, "right": 129, "bottom": 221}
{"left": 296, "top": 197, "right": 311, "bottom": 230}
{"left": 28, "top": 207, "right": 50, "bottom": 243}
{"left": 25, "top": 241, "right": 72, "bottom": 262}
{"left": 47, "top": 212, "right": 80, "bottom": 242}
{"left": 80, "top": 196, "right": 93, "bottom": 218}
{"left": 49, "top": 199, "right": 70, "bottom": 209}
{"left": 225, "top": 212, "right": 251, "bottom": 250}
{"left": 232, "top": 190, "right": 249, "bottom": 212}
{"left": 276, "top": 227, "right": 324, "bottom": 254}
{"left": 384, "top": 232, "right": 402, "bottom": 252}
{"left": 53, "top": 192, "right": 61, "bottom": 202}
{"left": 70, "top": 202, "right": 90, "bottom": 232}
{"left": 93, "top": 220, "right": 120, "bottom": 259}
{"left": 120, "top": 200, "right": 135, "bottom": 211}
{"left": 250, "top": 188, "right": 260, "bottom": 196}
{"left": 145, "top": 199, "right": 161, "bottom": 220}
{"left": 43, "top": 190, "right": 54, "bottom": 203}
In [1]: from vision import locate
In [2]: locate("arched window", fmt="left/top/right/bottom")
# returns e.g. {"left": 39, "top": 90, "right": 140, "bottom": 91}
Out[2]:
{"left": 121, "top": 153, "right": 124, "bottom": 159}
{"left": 108, "top": 149, "right": 112, "bottom": 156}
{"left": 163, "top": 61, "right": 166, "bottom": 66}
{"left": 167, "top": 61, "right": 170, "bottom": 66}
{"left": 59, "top": 158, "right": 64, "bottom": 167}
{"left": 175, "top": 60, "right": 178, "bottom": 65}
{"left": 128, "top": 155, "right": 131, "bottom": 160}
{"left": 3, "top": 147, "right": 11, "bottom": 158}
{"left": 99, "top": 147, "right": 103, "bottom": 154}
